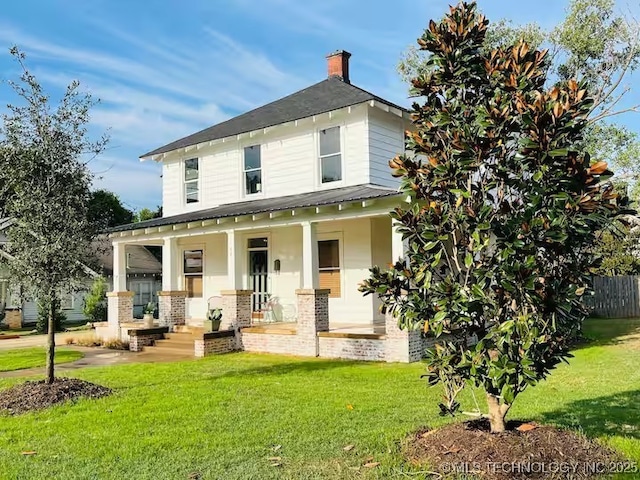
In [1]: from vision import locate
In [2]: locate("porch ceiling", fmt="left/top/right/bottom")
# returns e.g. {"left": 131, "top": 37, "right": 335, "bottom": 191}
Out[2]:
{"left": 109, "top": 184, "right": 400, "bottom": 238}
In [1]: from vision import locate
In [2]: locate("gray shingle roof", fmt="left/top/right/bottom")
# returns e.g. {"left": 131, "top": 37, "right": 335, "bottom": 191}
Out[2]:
{"left": 141, "top": 78, "right": 407, "bottom": 158}
{"left": 109, "top": 184, "right": 399, "bottom": 233}
{"left": 94, "top": 237, "right": 162, "bottom": 275}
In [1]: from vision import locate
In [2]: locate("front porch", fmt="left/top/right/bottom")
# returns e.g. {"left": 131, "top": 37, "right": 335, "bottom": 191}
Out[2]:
{"left": 103, "top": 193, "right": 425, "bottom": 362}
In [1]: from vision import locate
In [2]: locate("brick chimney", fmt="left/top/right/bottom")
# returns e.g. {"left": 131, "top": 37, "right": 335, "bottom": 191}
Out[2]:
{"left": 326, "top": 50, "right": 352, "bottom": 83}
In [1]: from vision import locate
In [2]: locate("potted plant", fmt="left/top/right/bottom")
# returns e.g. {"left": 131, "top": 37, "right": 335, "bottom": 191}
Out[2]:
{"left": 205, "top": 307, "right": 223, "bottom": 332}
{"left": 143, "top": 302, "right": 155, "bottom": 328}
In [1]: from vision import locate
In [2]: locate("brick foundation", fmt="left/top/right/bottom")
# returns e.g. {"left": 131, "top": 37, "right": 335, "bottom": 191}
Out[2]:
{"left": 295, "top": 289, "right": 329, "bottom": 357}
{"left": 318, "top": 334, "right": 385, "bottom": 361}
{"left": 384, "top": 312, "right": 423, "bottom": 363}
{"left": 107, "top": 291, "right": 134, "bottom": 339}
{"left": 194, "top": 330, "right": 237, "bottom": 357}
{"left": 158, "top": 291, "right": 187, "bottom": 329}
{"left": 4, "top": 309, "right": 22, "bottom": 329}
{"left": 241, "top": 331, "right": 298, "bottom": 355}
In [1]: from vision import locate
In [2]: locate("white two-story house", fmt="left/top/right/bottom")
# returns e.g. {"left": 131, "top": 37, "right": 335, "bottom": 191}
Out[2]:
{"left": 106, "top": 51, "right": 412, "bottom": 342}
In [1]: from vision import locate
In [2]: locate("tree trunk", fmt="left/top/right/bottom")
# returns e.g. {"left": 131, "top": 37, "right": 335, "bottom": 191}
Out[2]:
{"left": 486, "top": 393, "right": 511, "bottom": 433}
{"left": 45, "top": 292, "right": 56, "bottom": 385}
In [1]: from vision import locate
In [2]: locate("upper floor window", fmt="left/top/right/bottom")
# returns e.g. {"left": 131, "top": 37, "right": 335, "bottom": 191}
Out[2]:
{"left": 319, "top": 127, "right": 342, "bottom": 183}
{"left": 244, "top": 146, "right": 262, "bottom": 195}
{"left": 184, "top": 158, "right": 199, "bottom": 204}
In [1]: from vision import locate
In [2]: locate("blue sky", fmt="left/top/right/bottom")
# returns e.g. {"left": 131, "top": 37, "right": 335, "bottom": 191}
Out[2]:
{"left": 0, "top": 0, "right": 637, "bottom": 211}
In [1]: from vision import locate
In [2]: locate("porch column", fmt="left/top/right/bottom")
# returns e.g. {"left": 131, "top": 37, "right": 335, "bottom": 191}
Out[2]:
{"left": 295, "top": 289, "right": 329, "bottom": 356}
{"left": 301, "top": 221, "right": 319, "bottom": 289}
{"left": 384, "top": 312, "right": 422, "bottom": 363}
{"left": 107, "top": 242, "right": 133, "bottom": 339}
{"left": 221, "top": 290, "right": 252, "bottom": 350}
{"left": 385, "top": 223, "right": 421, "bottom": 362}
{"left": 113, "top": 242, "right": 127, "bottom": 291}
{"left": 162, "top": 237, "right": 178, "bottom": 291}
{"left": 225, "top": 230, "right": 243, "bottom": 290}
{"left": 107, "top": 291, "right": 134, "bottom": 339}
{"left": 391, "top": 222, "right": 406, "bottom": 263}
{"left": 159, "top": 237, "right": 186, "bottom": 329}
{"left": 158, "top": 291, "right": 186, "bottom": 329}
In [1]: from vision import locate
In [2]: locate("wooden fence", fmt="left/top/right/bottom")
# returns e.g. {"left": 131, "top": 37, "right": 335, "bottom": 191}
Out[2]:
{"left": 588, "top": 275, "right": 640, "bottom": 318}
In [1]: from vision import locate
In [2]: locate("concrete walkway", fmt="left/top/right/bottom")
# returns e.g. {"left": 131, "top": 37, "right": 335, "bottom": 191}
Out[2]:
{"left": 0, "top": 330, "right": 95, "bottom": 350}
{"left": 0, "top": 343, "right": 195, "bottom": 379}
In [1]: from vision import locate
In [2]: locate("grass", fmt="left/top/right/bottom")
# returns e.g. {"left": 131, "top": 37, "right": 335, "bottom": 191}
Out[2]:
{"left": 0, "top": 347, "right": 83, "bottom": 372}
{"left": 0, "top": 318, "right": 638, "bottom": 479}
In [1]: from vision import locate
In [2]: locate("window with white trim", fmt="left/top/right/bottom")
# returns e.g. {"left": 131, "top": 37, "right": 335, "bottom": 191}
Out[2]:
{"left": 244, "top": 146, "right": 262, "bottom": 195}
{"left": 184, "top": 158, "right": 199, "bottom": 204}
{"left": 60, "top": 293, "right": 74, "bottom": 310}
{"left": 184, "top": 249, "right": 203, "bottom": 298}
{"left": 318, "top": 239, "right": 341, "bottom": 298}
{"left": 319, "top": 127, "right": 342, "bottom": 183}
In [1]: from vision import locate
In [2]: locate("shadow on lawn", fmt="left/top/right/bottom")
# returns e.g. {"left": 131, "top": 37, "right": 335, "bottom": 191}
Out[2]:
{"left": 213, "top": 356, "right": 365, "bottom": 379}
{"left": 573, "top": 318, "right": 640, "bottom": 350}
{"left": 541, "top": 389, "right": 640, "bottom": 440}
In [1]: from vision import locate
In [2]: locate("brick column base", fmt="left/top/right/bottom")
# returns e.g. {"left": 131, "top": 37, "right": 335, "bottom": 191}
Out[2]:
{"left": 385, "top": 312, "right": 422, "bottom": 363}
{"left": 221, "top": 290, "right": 252, "bottom": 349}
{"left": 107, "top": 291, "right": 134, "bottom": 339}
{"left": 4, "top": 309, "right": 22, "bottom": 329}
{"left": 295, "top": 289, "right": 330, "bottom": 357}
{"left": 158, "top": 291, "right": 187, "bottom": 329}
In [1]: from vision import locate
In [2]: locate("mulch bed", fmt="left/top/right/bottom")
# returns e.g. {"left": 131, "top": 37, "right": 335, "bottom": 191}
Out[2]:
{"left": 405, "top": 419, "right": 622, "bottom": 479}
{"left": 0, "top": 377, "right": 111, "bottom": 415}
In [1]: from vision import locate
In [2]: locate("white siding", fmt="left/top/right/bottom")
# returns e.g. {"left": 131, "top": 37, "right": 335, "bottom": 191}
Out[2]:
{"left": 370, "top": 216, "right": 392, "bottom": 323}
{"left": 367, "top": 108, "right": 405, "bottom": 188}
{"left": 162, "top": 159, "right": 182, "bottom": 217}
{"left": 317, "top": 218, "right": 375, "bottom": 323}
{"left": 160, "top": 105, "right": 375, "bottom": 216}
{"left": 177, "top": 234, "right": 227, "bottom": 320}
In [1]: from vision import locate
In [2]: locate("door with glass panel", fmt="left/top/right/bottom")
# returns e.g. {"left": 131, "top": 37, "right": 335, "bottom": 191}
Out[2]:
{"left": 247, "top": 238, "right": 269, "bottom": 317}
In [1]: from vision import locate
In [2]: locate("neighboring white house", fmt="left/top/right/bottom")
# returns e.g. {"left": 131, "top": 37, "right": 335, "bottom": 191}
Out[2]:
{"left": 105, "top": 51, "right": 424, "bottom": 362}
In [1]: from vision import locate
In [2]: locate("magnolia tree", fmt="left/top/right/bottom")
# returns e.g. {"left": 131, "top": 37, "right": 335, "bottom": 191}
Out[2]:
{"left": 360, "top": 2, "right": 628, "bottom": 433}
{"left": 0, "top": 48, "right": 107, "bottom": 384}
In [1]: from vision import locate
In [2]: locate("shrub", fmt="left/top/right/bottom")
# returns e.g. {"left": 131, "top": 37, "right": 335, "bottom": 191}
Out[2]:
{"left": 36, "top": 298, "right": 66, "bottom": 334}
{"left": 102, "top": 338, "right": 129, "bottom": 350}
{"left": 75, "top": 335, "right": 102, "bottom": 347}
{"left": 83, "top": 276, "right": 108, "bottom": 322}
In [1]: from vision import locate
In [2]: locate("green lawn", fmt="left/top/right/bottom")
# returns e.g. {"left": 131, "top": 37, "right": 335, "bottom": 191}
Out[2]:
{"left": 0, "top": 347, "right": 84, "bottom": 372}
{"left": 0, "top": 319, "right": 638, "bottom": 479}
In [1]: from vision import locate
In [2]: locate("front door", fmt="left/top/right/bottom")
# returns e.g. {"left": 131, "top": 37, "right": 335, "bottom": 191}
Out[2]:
{"left": 248, "top": 237, "right": 269, "bottom": 313}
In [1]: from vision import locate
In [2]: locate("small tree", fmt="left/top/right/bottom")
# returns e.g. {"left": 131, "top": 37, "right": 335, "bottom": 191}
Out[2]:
{"left": 0, "top": 48, "right": 107, "bottom": 384}
{"left": 36, "top": 298, "right": 66, "bottom": 334}
{"left": 83, "top": 276, "right": 108, "bottom": 322}
{"left": 360, "top": 2, "right": 628, "bottom": 433}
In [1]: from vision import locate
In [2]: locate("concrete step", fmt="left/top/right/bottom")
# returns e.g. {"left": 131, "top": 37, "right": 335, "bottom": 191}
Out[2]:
{"left": 163, "top": 333, "right": 198, "bottom": 342}
{"left": 145, "top": 344, "right": 194, "bottom": 356}
{"left": 155, "top": 338, "right": 195, "bottom": 348}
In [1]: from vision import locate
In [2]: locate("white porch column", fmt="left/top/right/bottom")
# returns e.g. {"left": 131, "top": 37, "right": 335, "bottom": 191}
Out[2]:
{"left": 225, "top": 230, "right": 243, "bottom": 290}
{"left": 391, "top": 222, "right": 406, "bottom": 263}
{"left": 301, "top": 221, "right": 319, "bottom": 289}
{"left": 113, "top": 242, "right": 128, "bottom": 291}
{"left": 162, "top": 237, "right": 178, "bottom": 291}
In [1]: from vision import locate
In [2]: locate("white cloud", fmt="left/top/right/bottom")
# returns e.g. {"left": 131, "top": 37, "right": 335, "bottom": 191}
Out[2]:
{"left": 0, "top": 19, "right": 308, "bottom": 208}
